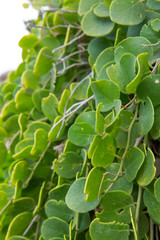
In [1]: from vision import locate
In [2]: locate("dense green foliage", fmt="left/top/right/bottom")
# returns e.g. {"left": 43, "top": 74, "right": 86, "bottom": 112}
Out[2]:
{"left": 0, "top": 0, "right": 160, "bottom": 239}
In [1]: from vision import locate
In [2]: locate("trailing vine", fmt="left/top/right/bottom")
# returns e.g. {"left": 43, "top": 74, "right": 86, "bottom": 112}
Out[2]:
{"left": 0, "top": 0, "right": 160, "bottom": 239}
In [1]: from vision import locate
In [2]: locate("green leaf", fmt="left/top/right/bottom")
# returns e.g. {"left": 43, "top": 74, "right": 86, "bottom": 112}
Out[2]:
{"left": 96, "top": 103, "right": 105, "bottom": 134}
{"left": 58, "top": 89, "right": 72, "bottom": 115}
{"left": 89, "top": 218, "right": 130, "bottom": 240}
{"left": 1, "top": 100, "right": 19, "bottom": 120}
{"left": 0, "top": 191, "right": 8, "bottom": 211}
{"left": 114, "top": 37, "right": 153, "bottom": 63}
{"left": 93, "top": 3, "right": 109, "bottom": 17}
{"left": 88, "top": 135, "right": 102, "bottom": 159}
{"left": 54, "top": 152, "right": 83, "bottom": 179}
{"left": 124, "top": 147, "right": 145, "bottom": 182}
{"left": 88, "top": 37, "right": 113, "bottom": 61}
{"left": 150, "top": 105, "right": 160, "bottom": 139}
{"left": 110, "top": 0, "right": 146, "bottom": 25}
{"left": 34, "top": 47, "right": 53, "bottom": 77}
{"left": 15, "top": 89, "right": 33, "bottom": 112}
{"left": 3, "top": 115, "right": 19, "bottom": 136}
{"left": 81, "top": 9, "right": 115, "bottom": 37}
{"left": 21, "top": 70, "right": 39, "bottom": 90}
{"left": 65, "top": 178, "right": 100, "bottom": 213}
{"left": 78, "top": 0, "right": 101, "bottom": 15}
{"left": 5, "top": 212, "right": 33, "bottom": 240}
{"left": 96, "top": 190, "right": 134, "bottom": 224}
{"left": 19, "top": 33, "right": 38, "bottom": 48}
{"left": 11, "top": 161, "right": 31, "bottom": 185}
{"left": 151, "top": 18, "right": 160, "bottom": 31}
{"left": 136, "top": 75, "right": 160, "bottom": 106}
{"left": 146, "top": 0, "right": 160, "bottom": 10}
{"left": 137, "top": 148, "right": 156, "bottom": 186}
{"left": 9, "top": 197, "right": 36, "bottom": 216}
{"left": 0, "top": 141, "right": 7, "bottom": 166}
{"left": 105, "top": 99, "right": 121, "bottom": 131}
{"left": 154, "top": 178, "right": 160, "bottom": 203}
{"left": 41, "top": 217, "right": 69, "bottom": 239}
{"left": 107, "top": 53, "right": 136, "bottom": 93}
{"left": 97, "top": 62, "right": 114, "bottom": 80}
{"left": 126, "top": 53, "right": 150, "bottom": 93}
{"left": 137, "top": 97, "right": 154, "bottom": 135}
{"left": 95, "top": 47, "right": 115, "bottom": 74}
{"left": 32, "top": 89, "right": 49, "bottom": 112}
{"left": 42, "top": 93, "right": 58, "bottom": 122}
{"left": 91, "top": 79, "right": 120, "bottom": 111}
{"left": 70, "top": 78, "right": 90, "bottom": 101}
{"left": 31, "top": 129, "right": 48, "bottom": 155}
{"left": 24, "top": 121, "right": 51, "bottom": 139}
{"left": 68, "top": 122, "right": 95, "bottom": 146}
{"left": 0, "top": 184, "right": 15, "bottom": 198}
{"left": 144, "top": 189, "right": 160, "bottom": 224}
{"left": 84, "top": 167, "right": 108, "bottom": 202}
{"left": 48, "top": 116, "right": 65, "bottom": 142}
{"left": 49, "top": 184, "right": 70, "bottom": 201}
{"left": 92, "top": 134, "right": 116, "bottom": 168}
{"left": 45, "top": 200, "right": 73, "bottom": 222}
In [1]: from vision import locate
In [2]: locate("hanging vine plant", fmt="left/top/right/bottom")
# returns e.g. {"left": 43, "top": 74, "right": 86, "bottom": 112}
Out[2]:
{"left": 0, "top": 0, "right": 160, "bottom": 239}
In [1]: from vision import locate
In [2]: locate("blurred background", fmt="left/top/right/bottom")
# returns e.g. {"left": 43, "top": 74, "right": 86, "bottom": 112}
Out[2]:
{"left": 0, "top": 0, "right": 38, "bottom": 76}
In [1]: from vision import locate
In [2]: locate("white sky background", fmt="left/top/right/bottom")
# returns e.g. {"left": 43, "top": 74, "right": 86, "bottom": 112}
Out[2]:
{"left": 0, "top": 0, "right": 38, "bottom": 75}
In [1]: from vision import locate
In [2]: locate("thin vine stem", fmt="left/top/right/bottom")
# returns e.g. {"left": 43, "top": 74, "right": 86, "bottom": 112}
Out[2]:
{"left": 56, "top": 72, "right": 92, "bottom": 138}
{"left": 23, "top": 214, "right": 39, "bottom": 236}
{"left": 52, "top": 33, "right": 85, "bottom": 54}
{"left": 129, "top": 207, "right": 138, "bottom": 240}
{"left": 135, "top": 186, "right": 142, "bottom": 236}
{"left": 103, "top": 103, "right": 138, "bottom": 194}
{"left": 23, "top": 142, "right": 52, "bottom": 188}
{"left": 50, "top": 95, "right": 94, "bottom": 132}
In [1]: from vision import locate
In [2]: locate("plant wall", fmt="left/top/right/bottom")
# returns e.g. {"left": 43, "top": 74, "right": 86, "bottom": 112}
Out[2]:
{"left": 0, "top": 0, "right": 160, "bottom": 239}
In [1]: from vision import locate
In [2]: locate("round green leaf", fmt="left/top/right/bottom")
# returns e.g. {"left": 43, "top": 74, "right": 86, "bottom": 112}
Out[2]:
{"left": 81, "top": 9, "right": 115, "bottom": 37}
{"left": 41, "top": 217, "right": 69, "bottom": 240}
{"left": 137, "top": 97, "right": 154, "bottom": 135}
{"left": 21, "top": 70, "right": 39, "bottom": 90}
{"left": 24, "top": 121, "right": 51, "bottom": 139}
{"left": 34, "top": 47, "right": 53, "bottom": 77}
{"left": 89, "top": 218, "right": 130, "bottom": 240}
{"left": 11, "top": 161, "right": 31, "bottom": 185}
{"left": 84, "top": 167, "right": 108, "bottom": 202}
{"left": 137, "top": 148, "right": 156, "bottom": 186}
{"left": 94, "top": 3, "right": 109, "bottom": 17}
{"left": 107, "top": 53, "right": 136, "bottom": 93}
{"left": 95, "top": 47, "right": 115, "bottom": 74}
{"left": 68, "top": 122, "right": 95, "bottom": 146}
{"left": 150, "top": 105, "right": 160, "bottom": 139}
{"left": 154, "top": 178, "right": 160, "bottom": 203}
{"left": 91, "top": 79, "right": 120, "bottom": 112}
{"left": 15, "top": 89, "right": 33, "bottom": 112}
{"left": 54, "top": 152, "right": 83, "bottom": 179}
{"left": 18, "top": 33, "right": 38, "bottom": 49}
{"left": 5, "top": 212, "right": 33, "bottom": 240}
{"left": 124, "top": 147, "right": 145, "bottom": 182}
{"left": 110, "top": 0, "right": 146, "bottom": 25}
{"left": 0, "top": 141, "right": 7, "bottom": 166}
{"left": 45, "top": 200, "right": 73, "bottom": 222}
{"left": 92, "top": 134, "right": 116, "bottom": 168}
{"left": 31, "top": 128, "right": 48, "bottom": 155}
{"left": 144, "top": 189, "right": 160, "bottom": 224}
{"left": 114, "top": 37, "right": 153, "bottom": 63}
{"left": 65, "top": 178, "right": 100, "bottom": 213}
{"left": 136, "top": 74, "right": 160, "bottom": 106}
{"left": 78, "top": 0, "right": 101, "bottom": 15}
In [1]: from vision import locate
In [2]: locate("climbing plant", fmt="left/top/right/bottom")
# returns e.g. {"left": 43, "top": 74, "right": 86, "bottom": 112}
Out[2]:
{"left": 0, "top": 0, "right": 160, "bottom": 239}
